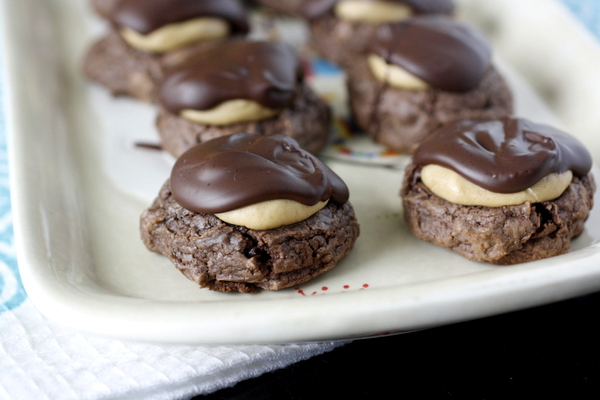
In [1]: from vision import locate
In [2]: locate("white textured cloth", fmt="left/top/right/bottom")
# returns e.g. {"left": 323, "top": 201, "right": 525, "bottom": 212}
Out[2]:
{"left": 0, "top": 300, "right": 343, "bottom": 400}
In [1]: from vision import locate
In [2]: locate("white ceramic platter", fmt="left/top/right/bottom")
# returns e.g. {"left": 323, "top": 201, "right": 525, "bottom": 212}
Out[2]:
{"left": 3, "top": 0, "right": 600, "bottom": 344}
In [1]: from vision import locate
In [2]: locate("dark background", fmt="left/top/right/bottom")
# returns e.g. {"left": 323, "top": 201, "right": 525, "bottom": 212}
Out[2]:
{"left": 197, "top": 290, "right": 600, "bottom": 399}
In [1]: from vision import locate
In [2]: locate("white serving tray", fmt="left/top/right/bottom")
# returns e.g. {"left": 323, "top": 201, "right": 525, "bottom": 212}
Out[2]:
{"left": 3, "top": 0, "right": 600, "bottom": 344}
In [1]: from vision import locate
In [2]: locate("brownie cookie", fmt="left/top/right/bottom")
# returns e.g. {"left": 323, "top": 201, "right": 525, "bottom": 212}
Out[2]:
{"left": 83, "top": 0, "right": 249, "bottom": 102}
{"left": 140, "top": 133, "right": 360, "bottom": 293}
{"left": 252, "top": 0, "right": 455, "bottom": 66}
{"left": 401, "top": 117, "right": 595, "bottom": 265}
{"left": 346, "top": 16, "right": 513, "bottom": 154}
{"left": 89, "top": 0, "right": 122, "bottom": 18}
{"left": 155, "top": 40, "right": 331, "bottom": 158}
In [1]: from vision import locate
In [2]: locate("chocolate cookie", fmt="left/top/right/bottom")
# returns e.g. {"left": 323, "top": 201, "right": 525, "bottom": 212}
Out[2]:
{"left": 89, "top": 0, "right": 122, "bottom": 18}
{"left": 155, "top": 40, "right": 331, "bottom": 157}
{"left": 346, "top": 17, "right": 513, "bottom": 154}
{"left": 261, "top": 0, "right": 456, "bottom": 66}
{"left": 83, "top": 0, "right": 249, "bottom": 102}
{"left": 140, "top": 133, "right": 360, "bottom": 292}
{"left": 401, "top": 117, "right": 595, "bottom": 265}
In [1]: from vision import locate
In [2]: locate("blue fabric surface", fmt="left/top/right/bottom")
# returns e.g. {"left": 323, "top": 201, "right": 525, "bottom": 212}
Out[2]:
{"left": 560, "top": 0, "right": 600, "bottom": 39}
{"left": 0, "top": 0, "right": 598, "bottom": 314}
{"left": 0, "top": 49, "right": 25, "bottom": 313}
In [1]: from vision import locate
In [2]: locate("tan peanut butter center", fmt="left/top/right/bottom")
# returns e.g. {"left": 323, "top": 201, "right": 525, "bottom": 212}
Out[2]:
{"left": 180, "top": 100, "right": 280, "bottom": 126}
{"left": 120, "top": 17, "right": 230, "bottom": 53}
{"left": 368, "top": 54, "right": 429, "bottom": 90}
{"left": 216, "top": 200, "right": 328, "bottom": 230}
{"left": 421, "top": 165, "right": 573, "bottom": 207}
{"left": 334, "top": 0, "right": 413, "bottom": 23}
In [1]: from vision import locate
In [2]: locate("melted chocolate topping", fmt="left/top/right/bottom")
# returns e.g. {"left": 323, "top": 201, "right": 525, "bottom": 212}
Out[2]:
{"left": 158, "top": 40, "right": 303, "bottom": 113}
{"left": 394, "top": 0, "right": 455, "bottom": 14}
{"left": 297, "top": 0, "right": 455, "bottom": 20}
{"left": 413, "top": 117, "right": 593, "bottom": 193}
{"left": 170, "top": 133, "right": 350, "bottom": 214}
{"left": 111, "top": 0, "right": 249, "bottom": 35}
{"left": 296, "top": 0, "right": 339, "bottom": 19}
{"left": 369, "top": 16, "right": 491, "bottom": 92}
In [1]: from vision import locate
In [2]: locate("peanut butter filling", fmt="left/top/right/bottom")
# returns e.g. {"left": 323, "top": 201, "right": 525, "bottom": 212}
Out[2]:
{"left": 216, "top": 200, "right": 328, "bottom": 230}
{"left": 335, "top": 0, "right": 413, "bottom": 23}
{"left": 420, "top": 164, "right": 573, "bottom": 207}
{"left": 368, "top": 54, "right": 430, "bottom": 90}
{"left": 120, "top": 17, "right": 230, "bottom": 53}
{"left": 180, "top": 99, "right": 280, "bottom": 126}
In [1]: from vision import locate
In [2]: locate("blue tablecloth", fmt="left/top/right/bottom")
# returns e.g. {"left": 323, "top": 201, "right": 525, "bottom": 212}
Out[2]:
{"left": 561, "top": 0, "right": 600, "bottom": 38}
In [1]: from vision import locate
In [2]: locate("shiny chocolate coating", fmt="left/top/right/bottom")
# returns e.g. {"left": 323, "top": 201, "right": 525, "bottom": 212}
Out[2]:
{"left": 297, "top": 0, "right": 338, "bottom": 19}
{"left": 170, "top": 133, "right": 350, "bottom": 213}
{"left": 394, "top": 0, "right": 455, "bottom": 14}
{"left": 111, "top": 0, "right": 249, "bottom": 35}
{"left": 158, "top": 40, "right": 303, "bottom": 113}
{"left": 413, "top": 117, "right": 593, "bottom": 193}
{"left": 369, "top": 16, "right": 491, "bottom": 92}
{"left": 296, "top": 0, "right": 455, "bottom": 20}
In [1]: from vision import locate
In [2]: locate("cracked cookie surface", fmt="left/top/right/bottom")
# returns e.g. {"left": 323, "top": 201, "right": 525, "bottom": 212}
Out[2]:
{"left": 140, "top": 180, "right": 360, "bottom": 292}
{"left": 401, "top": 163, "right": 595, "bottom": 265}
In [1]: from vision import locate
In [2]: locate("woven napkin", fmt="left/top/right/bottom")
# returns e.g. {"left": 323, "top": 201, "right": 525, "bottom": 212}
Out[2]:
{"left": 0, "top": 299, "right": 343, "bottom": 399}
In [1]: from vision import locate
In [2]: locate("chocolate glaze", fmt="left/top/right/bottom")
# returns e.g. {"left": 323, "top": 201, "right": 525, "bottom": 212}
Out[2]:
{"left": 369, "top": 16, "right": 491, "bottom": 92}
{"left": 293, "top": 0, "right": 337, "bottom": 19}
{"left": 111, "top": 0, "right": 249, "bottom": 35}
{"left": 392, "top": 0, "right": 455, "bottom": 14}
{"left": 412, "top": 117, "right": 593, "bottom": 193}
{"left": 296, "top": 0, "right": 455, "bottom": 20}
{"left": 170, "top": 133, "right": 350, "bottom": 214}
{"left": 158, "top": 40, "right": 303, "bottom": 113}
